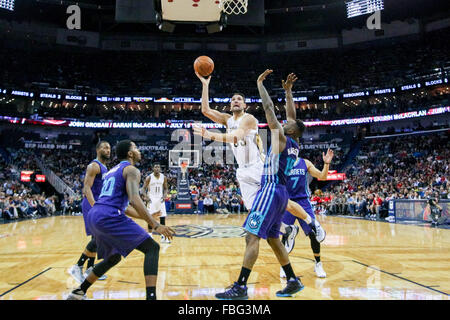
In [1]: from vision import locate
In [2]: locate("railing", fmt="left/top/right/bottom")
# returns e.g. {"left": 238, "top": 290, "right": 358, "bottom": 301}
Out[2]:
{"left": 34, "top": 156, "right": 76, "bottom": 197}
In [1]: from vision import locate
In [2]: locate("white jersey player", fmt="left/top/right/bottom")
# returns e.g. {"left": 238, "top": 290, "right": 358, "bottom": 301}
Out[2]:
{"left": 142, "top": 163, "right": 170, "bottom": 243}
{"left": 193, "top": 72, "right": 265, "bottom": 211}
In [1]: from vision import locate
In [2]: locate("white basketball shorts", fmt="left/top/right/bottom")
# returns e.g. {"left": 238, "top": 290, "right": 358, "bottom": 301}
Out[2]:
{"left": 236, "top": 161, "right": 264, "bottom": 211}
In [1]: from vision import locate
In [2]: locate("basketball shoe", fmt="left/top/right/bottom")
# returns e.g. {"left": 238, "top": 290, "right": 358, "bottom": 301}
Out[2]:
{"left": 276, "top": 277, "right": 304, "bottom": 297}
{"left": 314, "top": 262, "right": 326, "bottom": 278}
{"left": 68, "top": 265, "right": 84, "bottom": 284}
{"left": 161, "top": 235, "right": 171, "bottom": 243}
{"left": 215, "top": 282, "right": 248, "bottom": 300}
{"left": 313, "top": 219, "right": 326, "bottom": 243}
{"left": 67, "top": 288, "right": 87, "bottom": 300}
{"left": 84, "top": 266, "right": 107, "bottom": 281}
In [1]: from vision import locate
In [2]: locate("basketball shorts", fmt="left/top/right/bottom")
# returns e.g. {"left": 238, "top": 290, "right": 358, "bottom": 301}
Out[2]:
{"left": 282, "top": 197, "right": 315, "bottom": 236}
{"left": 147, "top": 197, "right": 167, "bottom": 217}
{"left": 87, "top": 204, "right": 150, "bottom": 260}
{"left": 243, "top": 183, "right": 289, "bottom": 239}
{"left": 81, "top": 197, "right": 93, "bottom": 236}
{"left": 236, "top": 161, "right": 264, "bottom": 210}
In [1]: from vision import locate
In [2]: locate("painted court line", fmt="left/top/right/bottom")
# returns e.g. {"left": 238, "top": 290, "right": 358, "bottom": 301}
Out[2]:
{"left": 0, "top": 267, "right": 52, "bottom": 297}
{"left": 352, "top": 260, "right": 449, "bottom": 296}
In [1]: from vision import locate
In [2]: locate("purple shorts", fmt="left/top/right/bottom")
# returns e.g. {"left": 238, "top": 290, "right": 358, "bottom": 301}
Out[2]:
{"left": 243, "top": 184, "right": 289, "bottom": 239}
{"left": 282, "top": 197, "right": 315, "bottom": 236}
{"left": 87, "top": 204, "right": 150, "bottom": 260}
{"left": 81, "top": 198, "right": 93, "bottom": 236}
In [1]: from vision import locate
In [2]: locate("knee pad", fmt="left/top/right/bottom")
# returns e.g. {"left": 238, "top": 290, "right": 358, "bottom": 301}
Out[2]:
{"left": 92, "top": 254, "right": 121, "bottom": 277}
{"left": 309, "top": 232, "right": 321, "bottom": 254}
{"left": 137, "top": 237, "right": 160, "bottom": 254}
{"left": 86, "top": 238, "right": 97, "bottom": 253}
{"left": 138, "top": 238, "right": 160, "bottom": 276}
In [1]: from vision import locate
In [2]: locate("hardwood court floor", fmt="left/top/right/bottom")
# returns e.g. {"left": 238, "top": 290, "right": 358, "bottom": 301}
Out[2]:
{"left": 0, "top": 214, "right": 449, "bottom": 300}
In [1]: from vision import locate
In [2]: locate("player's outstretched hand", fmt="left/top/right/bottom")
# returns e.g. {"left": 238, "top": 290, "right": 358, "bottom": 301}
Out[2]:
{"left": 195, "top": 71, "right": 211, "bottom": 86}
{"left": 323, "top": 148, "right": 334, "bottom": 164}
{"left": 282, "top": 73, "right": 298, "bottom": 91}
{"left": 156, "top": 225, "right": 176, "bottom": 241}
{"left": 257, "top": 69, "right": 273, "bottom": 84}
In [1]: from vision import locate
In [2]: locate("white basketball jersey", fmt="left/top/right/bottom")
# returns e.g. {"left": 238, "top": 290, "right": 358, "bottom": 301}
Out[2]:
{"left": 226, "top": 114, "right": 264, "bottom": 167}
{"left": 148, "top": 173, "right": 164, "bottom": 199}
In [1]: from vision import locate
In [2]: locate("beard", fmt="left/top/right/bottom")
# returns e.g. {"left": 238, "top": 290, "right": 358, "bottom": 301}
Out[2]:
{"left": 100, "top": 154, "right": 110, "bottom": 162}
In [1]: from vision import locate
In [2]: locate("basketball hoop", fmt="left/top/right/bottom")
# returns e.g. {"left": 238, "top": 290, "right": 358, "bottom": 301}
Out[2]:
{"left": 180, "top": 161, "right": 189, "bottom": 180}
{"left": 219, "top": 0, "right": 248, "bottom": 15}
{"left": 180, "top": 161, "right": 188, "bottom": 176}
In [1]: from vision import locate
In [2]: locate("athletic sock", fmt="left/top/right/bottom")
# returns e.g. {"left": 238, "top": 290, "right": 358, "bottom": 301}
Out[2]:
{"left": 237, "top": 267, "right": 251, "bottom": 286}
{"left": 146, "top": 287, "right": 156, "bottom": 300}
{"left": 315, "top": 255, "right": 321, "bottom": 263}
{"left": 77, "top": 254, "right": 88, "bottom": 267}
{"left": 87, "top": 257, "right": 95, "bottom": 269}
{"left": 160, "top": 217, "right": 166, "bottom": 225}
{"left": 304, "top": 215, "right": 312, "bottom": 224}
{"left": 80, "top": 279, "right": 92, "bottom": 293}
{"left": 282, "top": 263, "right": 297, "bottom": 281}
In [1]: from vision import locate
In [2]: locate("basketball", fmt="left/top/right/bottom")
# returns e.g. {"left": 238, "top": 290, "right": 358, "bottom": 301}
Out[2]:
{"left": 194, "top": 56, "right": 214, "bottom": 77}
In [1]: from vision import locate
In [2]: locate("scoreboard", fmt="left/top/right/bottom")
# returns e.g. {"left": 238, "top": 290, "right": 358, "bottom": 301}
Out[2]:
{"left": 346, "top": 0, "right": 384, "bottom": 18}
{"left": 0, "top": 0, "right": 14, "bottom": 11}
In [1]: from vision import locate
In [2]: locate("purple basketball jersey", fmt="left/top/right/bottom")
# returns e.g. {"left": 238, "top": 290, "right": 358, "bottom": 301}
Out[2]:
{"left": 96, "top": 161, "right": 131, "bottom": 214}
{"left": 81, "top": 159, "right": 108, "bottom": 236}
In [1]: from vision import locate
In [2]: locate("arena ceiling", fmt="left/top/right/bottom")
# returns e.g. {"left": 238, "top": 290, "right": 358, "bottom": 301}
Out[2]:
{"left": 0, "top": 0, "right": 449, "bottom": 37}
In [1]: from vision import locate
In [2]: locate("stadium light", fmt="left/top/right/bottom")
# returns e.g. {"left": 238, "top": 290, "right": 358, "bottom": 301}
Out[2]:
{"left": 0, "top": 0, "right": 15, "bottom": 11}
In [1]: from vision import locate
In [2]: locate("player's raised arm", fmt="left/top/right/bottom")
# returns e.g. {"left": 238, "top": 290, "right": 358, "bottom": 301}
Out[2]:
{"left": 282, "top": 73, "right": 298, "bottom": 122}
{"left": 257, "top": 69, "right": 286, "bottom": 154}
{"left": 124, "top": 166, "right": 174, "bottom": 240}
{"left": 305, "top": 149, "right": 334, "bottom": 181}
{"left": 82, "top": 162, "right": 100, "bottom": 207}
{"left": 196, "top": 71, "right": 231, "bottom": 126}
{"left": 192, "top": 114, "right": 256, "bottom": 144}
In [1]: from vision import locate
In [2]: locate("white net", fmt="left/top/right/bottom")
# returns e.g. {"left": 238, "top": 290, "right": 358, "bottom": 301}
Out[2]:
{"left": 219, "top": 0, "right": 248, "bottom": 15}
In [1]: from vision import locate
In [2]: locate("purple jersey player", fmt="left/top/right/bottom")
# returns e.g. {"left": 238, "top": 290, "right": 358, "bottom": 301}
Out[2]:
{"left": 277, "top": 72, "right": 332, "bottom": 279}
{"left": 280, "top": 151, "right": 333, "bottom": 279}
{"left": 69, "top": 141, "right": 110, "bottom": 284}
{"left": 67, "top": 140, "right": 175, "bottom": 300}
{"left": 215, "top": 69, "right": 306, "bottom": 300}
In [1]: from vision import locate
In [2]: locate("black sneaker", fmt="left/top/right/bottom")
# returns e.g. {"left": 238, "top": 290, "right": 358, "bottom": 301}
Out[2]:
{"left": 281, "top": 226, "right": 292, "bottom": 246}
{"left": 276, "top": 277, "right": 304, "bottom": 297}
{"left": 215, "top": 282, "right": 248, "bottom": 300}
{"left": 67, "top": 288, "right": 87, "bottom": 300}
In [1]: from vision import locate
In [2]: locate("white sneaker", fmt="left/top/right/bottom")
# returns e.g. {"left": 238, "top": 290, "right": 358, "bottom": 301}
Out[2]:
{"left": 67, "top": 288, "right": 87, "bottom": 300}
{"left": 314, "top": 219, "right": 326, "bottom": 243}
{"left": 314, "top": 262, "right": 326, "bottom": 278}
{"left": 161, "top": 235, "right": 171, "bottom": 243}
{"left": 68, "top": 265, "right": 84, "bottom": 284}
{"left": 280, "top": 267, "right": 286, "bottom": 278}
{"left": 84, "top": 266, "right": 107, "bottom": 281}
{"left": 285, "top": 225, "right": 299, "bottom": 253}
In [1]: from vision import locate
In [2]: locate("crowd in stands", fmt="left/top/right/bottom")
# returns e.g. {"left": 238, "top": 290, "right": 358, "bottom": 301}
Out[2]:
{"left": 1, "top": 126, "right": 448, "bottom": 222}
{"left": 317, "top": 132, "right": 449, "bottom": 219}
{"left": 0, "top": 148, "right": 57, "bottom": 220}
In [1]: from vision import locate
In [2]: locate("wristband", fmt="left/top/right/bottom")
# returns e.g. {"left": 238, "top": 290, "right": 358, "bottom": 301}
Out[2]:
{"left": 324, "top": 162, "right": 330, "bottom": 165}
